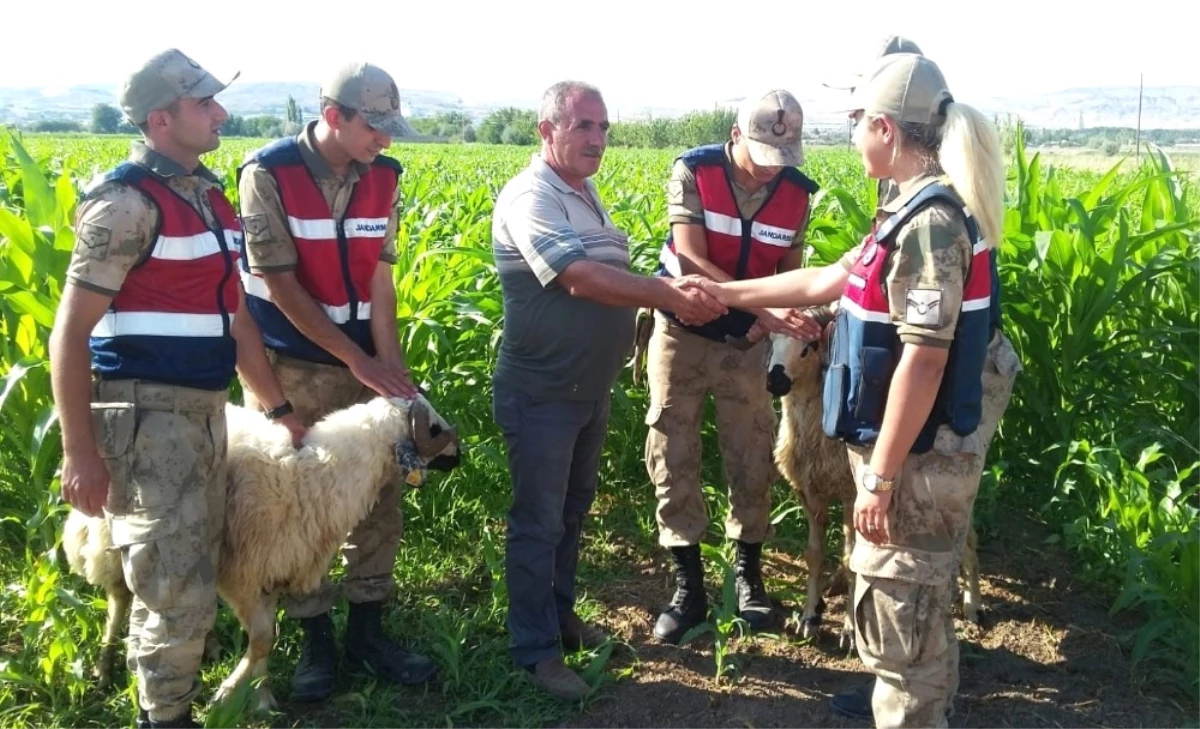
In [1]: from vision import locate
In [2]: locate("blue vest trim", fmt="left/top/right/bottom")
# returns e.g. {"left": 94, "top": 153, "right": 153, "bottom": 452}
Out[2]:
{"left": 87, "top": 165, "right": 238, "bottom": 391}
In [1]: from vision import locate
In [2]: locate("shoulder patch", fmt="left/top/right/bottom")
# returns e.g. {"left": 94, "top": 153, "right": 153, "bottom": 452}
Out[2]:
{"left": 78, "top": 223, "right": 113, "bottom": 260}
{"left": 905, "top": 288, "right": 942, "bottom": 326}
{"left": 241, "top": 214, "right": 271, "bottom": 242}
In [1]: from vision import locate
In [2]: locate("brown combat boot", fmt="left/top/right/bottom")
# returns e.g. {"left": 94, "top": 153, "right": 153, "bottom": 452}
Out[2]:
{"left": 529, "top": 656, "right": 591, "bottom": 701}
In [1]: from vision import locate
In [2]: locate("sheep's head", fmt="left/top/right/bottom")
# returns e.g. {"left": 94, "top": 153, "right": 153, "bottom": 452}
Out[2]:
{"left": 766, "top": 333, "right": 821, "bottom": 398}
{"left": 388, "top": 395, "right": 461, "bottom": 486}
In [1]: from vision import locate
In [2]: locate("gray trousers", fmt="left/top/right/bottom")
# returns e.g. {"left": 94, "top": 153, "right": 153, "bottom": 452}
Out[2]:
{"left": 492, "top": 382, "right": 611, "bottom": 668}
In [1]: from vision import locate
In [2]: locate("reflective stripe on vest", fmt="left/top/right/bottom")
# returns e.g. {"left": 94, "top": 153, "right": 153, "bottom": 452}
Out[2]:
{"left": 87, "top": 162, "right": 241, "bottom": 391}
{"left": 237, "top": 137, "right": 401, "bottom": 365}
{"left": 821, "top": 181, "right": 994, "bottom": 454}
{"left": 656, "top": 143, "right": 819, "bottom": 343}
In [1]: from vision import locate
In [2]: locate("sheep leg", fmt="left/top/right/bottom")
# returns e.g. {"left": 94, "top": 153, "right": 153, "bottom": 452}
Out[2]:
{"left": 96, "top": 581, "right": 133, "bottom": 689}
{"left": 839, "top": 510, "right": 857, "bottom": 651}
{"left": 213, "top": 592, "right": 278, "bottom": 714}
{"left": 799, "top": 498, "right": 829, "bottom": 640}
{"left": 960, "top": 524, "right": 984, "bottom": 626}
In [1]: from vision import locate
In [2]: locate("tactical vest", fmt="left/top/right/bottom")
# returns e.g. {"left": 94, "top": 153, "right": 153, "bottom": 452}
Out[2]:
{"left": 656, "top": 143, "right": 818, "bottom": 342}
{"left": 821, "top": 181, "right": 998, "bottom": 453}
{"left": 88, "top": 163, "right": 242, "bottom": 391}
{"left": 238, "top": 137, "right": 401, "bottom": 365}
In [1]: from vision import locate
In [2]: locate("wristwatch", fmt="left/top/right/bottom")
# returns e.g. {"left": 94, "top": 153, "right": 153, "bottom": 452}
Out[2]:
{"left": 862, "top": 471, "right": 896, "bottom": 493}
{"left": 265, "top": 400, "right": 294, "bottom": 421}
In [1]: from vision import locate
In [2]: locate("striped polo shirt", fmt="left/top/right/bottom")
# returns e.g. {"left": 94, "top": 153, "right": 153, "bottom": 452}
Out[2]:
{"left": 491, "top": 154, "right": 637, "bottom": 401}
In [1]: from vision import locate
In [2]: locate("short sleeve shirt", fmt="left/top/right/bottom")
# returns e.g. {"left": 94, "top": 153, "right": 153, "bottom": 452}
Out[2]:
{"left": 491, "top": 154, "right": 637, "bottom": 401}
{"left": 665, "top": 141, "right": 811, "bottom": 249}
{"left": 839, "top": 174, "right": 972, "bottom": 348}
{"left": 239, "top": 119, "right": 400, "bottom": 274}
{"left": 67, "top": 143, "right": 224, "bottom": 296}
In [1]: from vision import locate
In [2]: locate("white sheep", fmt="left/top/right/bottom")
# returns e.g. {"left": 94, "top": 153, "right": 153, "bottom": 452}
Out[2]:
{"left": 62, "top": 393, "right": 461, "bottom": 713}
{"left": 767, "top": 333, "right": 983, "bottom": 648}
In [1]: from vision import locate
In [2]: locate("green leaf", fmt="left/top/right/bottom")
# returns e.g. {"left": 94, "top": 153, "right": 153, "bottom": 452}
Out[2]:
{"left": 8, "top": 133, "right": 57, "bottom": 229}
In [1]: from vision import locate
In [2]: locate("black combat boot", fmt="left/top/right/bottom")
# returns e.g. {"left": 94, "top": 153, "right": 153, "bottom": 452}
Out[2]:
{"left": 735, "top": 540, "right": 774, "bottom": 630}
{"left": 290, "top": 612, "right": 338, "bottom": 702}
{"left": 653, "top": 545, "right": 708, "bottom": 644}
{"left": 344, "top": 600, "right": 438, "bottom": 686}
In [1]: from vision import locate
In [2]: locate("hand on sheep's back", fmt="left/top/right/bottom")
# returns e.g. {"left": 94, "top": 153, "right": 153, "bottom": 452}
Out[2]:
{"left": 277, "top": 413, "right": 308, "bottom": 448}
{"left": 61, "top": 449, "right": 110, "bottom": 517}
{"left": 350, "top": 356, "right": 418, "bottom": 400}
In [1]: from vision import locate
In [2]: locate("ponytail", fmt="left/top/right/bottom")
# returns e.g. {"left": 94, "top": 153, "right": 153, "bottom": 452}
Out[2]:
{"left": 937, "top": 102, "right": 1006, "bottom": 249}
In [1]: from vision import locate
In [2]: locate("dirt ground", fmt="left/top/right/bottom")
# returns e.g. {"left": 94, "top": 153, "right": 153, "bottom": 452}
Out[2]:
{"left": 556, "top": 512, "right": 1194, "bottom": 729}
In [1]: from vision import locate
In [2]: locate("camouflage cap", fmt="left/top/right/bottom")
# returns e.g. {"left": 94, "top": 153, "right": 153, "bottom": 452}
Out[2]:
{"left": 822, "top": 35, "right": 924, "bottom": 91}
{"left": 119, "top": 49, "right": 239, "bottom": 125}
{"left": 321, "top": 62, "right": 417, "bottom": 137}
{"left": 849, "top": 53, "right": 953, "bottom": 126}
{"left": 737, "top": 89, "right": 805, "bottom": 167}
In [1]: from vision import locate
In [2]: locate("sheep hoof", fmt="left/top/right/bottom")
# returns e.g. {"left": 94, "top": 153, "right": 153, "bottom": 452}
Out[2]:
{"left": 94, "top": 647, "right": 117, "bottom": 689}
{"left": 839, "top": 628, "right": 856, "bottom": 652}
{"left": 799, "top": 614, "right": 821, "bottom": 640}
{"left": 254, "top": 686, "right": 279, "bottom": 714}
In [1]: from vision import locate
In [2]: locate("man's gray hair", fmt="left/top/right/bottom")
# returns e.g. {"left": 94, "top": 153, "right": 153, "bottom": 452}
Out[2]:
{"left": 539, "top": 80, "right": 604, "bottom": 125}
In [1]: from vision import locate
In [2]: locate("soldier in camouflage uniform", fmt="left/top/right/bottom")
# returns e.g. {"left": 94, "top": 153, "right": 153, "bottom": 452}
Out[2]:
{"left": 696, "top": 53, "right": 1022, "bottom": 728}
{"left": 645, "top": 90, "right": 823, "bottom": 644}
{"left": 235, "top": 61, "right": 436, "bottom": 701}
{"left": 49, "top": 49, "right": 305, "bottom": 729}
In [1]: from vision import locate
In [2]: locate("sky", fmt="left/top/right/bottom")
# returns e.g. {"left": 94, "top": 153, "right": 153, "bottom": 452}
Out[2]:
{"left": 6, "top": 0, "right": 1198, "bottom": 115}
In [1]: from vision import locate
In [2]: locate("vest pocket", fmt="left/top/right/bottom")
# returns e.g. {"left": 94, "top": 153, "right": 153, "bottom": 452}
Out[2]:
{"left": 854, "top": 346, "right": 894, "bottom": 424}
{"left": 821, "top": 363, "right": 847, "bottom": 438}
{"left": 821, "top": 316, "right": 848, "bottom": 438}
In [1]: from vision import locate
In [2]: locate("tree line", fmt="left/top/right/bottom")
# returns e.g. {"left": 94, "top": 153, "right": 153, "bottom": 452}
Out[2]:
{"left": 22, "top": 102, "right": 1200, "bottom": 155}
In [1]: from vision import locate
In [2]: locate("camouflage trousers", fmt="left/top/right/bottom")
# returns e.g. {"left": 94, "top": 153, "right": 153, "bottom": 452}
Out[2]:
{"left": 846, "top": 331, "right": 1021, "bottom": 728}
{"left": 644, "top": 311, "right": 779, "bottom": 547}
{"left": 93, "top": 378, "right": 228, "bottom": 724}
{"left": 241, "top": 351, "right": 403, "bottom": 617}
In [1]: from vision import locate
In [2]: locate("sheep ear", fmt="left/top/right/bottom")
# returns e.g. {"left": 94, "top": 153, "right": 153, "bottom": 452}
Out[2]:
{"left": 409, "top": 400, "right": 435, "bottom": 457}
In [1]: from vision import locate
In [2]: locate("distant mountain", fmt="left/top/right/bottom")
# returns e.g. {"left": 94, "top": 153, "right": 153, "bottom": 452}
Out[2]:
{"left": 2, "top": 82, "right": 1198, "bottom": 131}
{"left": 0, "top": 82, "right": 471, "bottom": 124}
{"left": 975, "top": 85, "right": 1200, "bottom": 130}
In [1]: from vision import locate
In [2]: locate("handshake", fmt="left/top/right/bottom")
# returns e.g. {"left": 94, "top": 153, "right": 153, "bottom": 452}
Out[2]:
{"left": 666, "top": 276, "right": 822, "bottom": 343}
{"left": 668, "top": 274, "right": 727, "bottom": 326}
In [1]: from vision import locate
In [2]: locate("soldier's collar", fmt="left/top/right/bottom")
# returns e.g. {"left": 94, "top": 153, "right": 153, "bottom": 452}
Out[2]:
{"left": 880, "top": 173, "right": 943, "bottom": 214}
{"left": 298, "top": 120, "right": 368, "bottom": 182}
{"left": 129, "top": 142, "right": 220, "bottom": 184}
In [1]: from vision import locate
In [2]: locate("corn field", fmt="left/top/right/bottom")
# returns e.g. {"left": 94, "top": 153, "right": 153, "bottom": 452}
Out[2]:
{"left": 0, "top": 128, "right": 1196, "bottom": 728}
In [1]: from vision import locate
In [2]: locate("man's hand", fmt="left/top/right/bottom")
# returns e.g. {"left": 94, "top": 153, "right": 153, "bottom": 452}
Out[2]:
{"left": 854, "top": 488, "right": 893, "bottom": 545}
{"left": 61, "top": 449, "right": 111, "bottom": 518}
{"left": 757, "top": 307, "right": 823, "bottom": 342}
{"left": 350, "top": 356, "right": 419, "bottom": 399}
{"left": 276, "top": 413, "right": 308, "bottom": 448}
{"left": 669, "top": 275, "right": 727, "bottom": 326}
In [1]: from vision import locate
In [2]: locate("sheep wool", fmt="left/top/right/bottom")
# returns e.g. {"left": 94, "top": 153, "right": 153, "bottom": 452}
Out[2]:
{"left": 61, "top": 393, "right": 460, "bottom": 714}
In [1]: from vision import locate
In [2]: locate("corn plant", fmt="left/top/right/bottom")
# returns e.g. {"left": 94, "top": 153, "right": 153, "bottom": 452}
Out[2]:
{"left": 0, "top": 127, "right": 1196, "bottom": 726}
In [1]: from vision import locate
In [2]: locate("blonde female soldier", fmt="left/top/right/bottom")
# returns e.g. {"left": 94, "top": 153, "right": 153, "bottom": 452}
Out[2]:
{"left": 696, "top": 53, "right": 1022, "bottom": 727}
